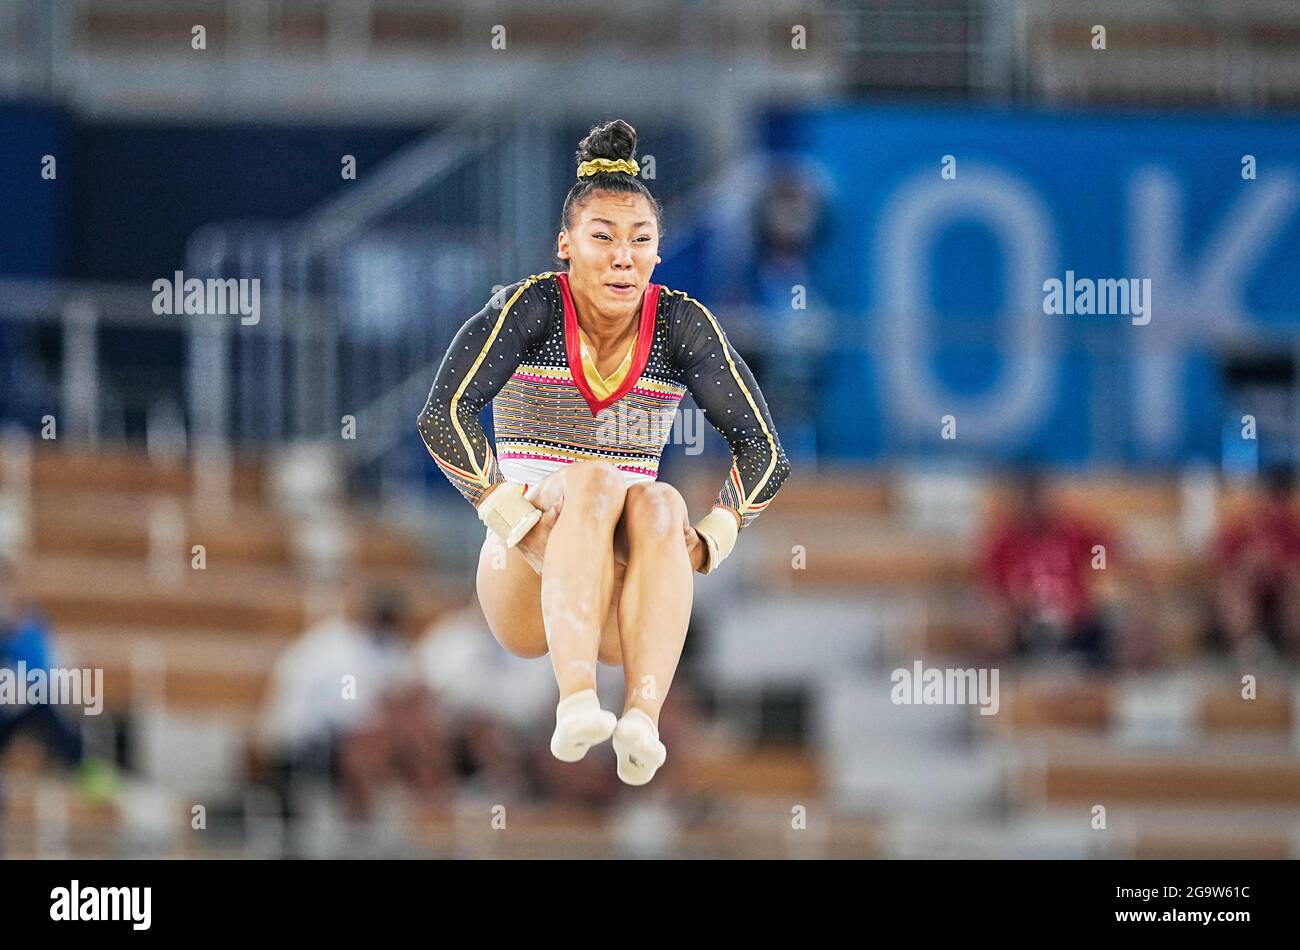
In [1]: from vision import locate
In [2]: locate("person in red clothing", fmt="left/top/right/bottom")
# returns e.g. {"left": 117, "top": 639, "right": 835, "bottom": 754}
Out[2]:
{"left": 980, "top": 471, "right": 1118, "bottom": 669}
{"left": 1210, "top": 465, "right": 1300, "bottom": 661}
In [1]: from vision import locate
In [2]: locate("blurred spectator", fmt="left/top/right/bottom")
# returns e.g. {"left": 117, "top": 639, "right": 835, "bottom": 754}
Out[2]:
{"left": 0, "top": 324, "right": 56, "bottom": 429}
{"left": 979, "top": 472, "right": 1131, "bottom": 670}
{"left": 0, "top": 557, "right": 84, "bottom": 770}
{"left": 259, "top": 585, "right": 454, "bottom": 823}
{"left": 415, "top": 602, "right": 622, "bottom": 808}
{"left": 1208, "top": 465, "right": 1300, "bottom": 663}
{"left": 335, "top": 679, "right": 454, "bottom": 819}
{"left": 414, "top": 602, "right": 712, "bottom": 807}
{"left": 725, "top": 164, "right": 831, "bottom": 464}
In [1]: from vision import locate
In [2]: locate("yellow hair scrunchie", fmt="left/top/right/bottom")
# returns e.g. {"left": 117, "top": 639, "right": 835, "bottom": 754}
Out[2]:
{"left": 577, "top": 158, "right": 639, "bottom": 179}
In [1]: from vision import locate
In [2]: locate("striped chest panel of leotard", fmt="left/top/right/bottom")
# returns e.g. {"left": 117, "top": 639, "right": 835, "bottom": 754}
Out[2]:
{"left": 491, "top": 272, "right": 685, "bottom": 485}
{"left": 417, "top": 271, "right": 790, "bottom": 532}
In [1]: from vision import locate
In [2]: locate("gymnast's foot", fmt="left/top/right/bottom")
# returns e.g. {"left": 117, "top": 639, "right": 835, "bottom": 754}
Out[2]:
{"left": 550, "top": 688, "right": 617, "bottom": 762}
{"left": 612, "top": 707, "right": 667, "bottom": 786}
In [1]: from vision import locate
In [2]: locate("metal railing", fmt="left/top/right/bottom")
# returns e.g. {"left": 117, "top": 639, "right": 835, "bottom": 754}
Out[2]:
{"left": 178, "top": 110, "right": 560, "bottom": 498}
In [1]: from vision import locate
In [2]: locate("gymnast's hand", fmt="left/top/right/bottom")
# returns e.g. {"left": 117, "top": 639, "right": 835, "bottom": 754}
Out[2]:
{"left": 684, "top": 524, "right": 708, "bottom": 573}
{"left": 515, "top": 505, "right": 560, "bottom": 576}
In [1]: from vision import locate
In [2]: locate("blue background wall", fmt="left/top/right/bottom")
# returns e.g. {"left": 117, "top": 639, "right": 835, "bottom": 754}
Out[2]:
{"left": 754, "top": 105, "right": 1300, "bottom": 467}
{"left": 0, "top": 104, "right": 70, "bottom": 278}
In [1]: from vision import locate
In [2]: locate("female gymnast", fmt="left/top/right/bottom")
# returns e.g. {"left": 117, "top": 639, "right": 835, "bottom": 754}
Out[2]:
{"left": 417, "top": 119, "right": 790, "bottom": 786}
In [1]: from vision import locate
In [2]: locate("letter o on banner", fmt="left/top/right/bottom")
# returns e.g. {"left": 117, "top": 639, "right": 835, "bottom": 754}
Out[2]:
{"left": 874, "top": 164, "right": 1060, "bottom": 446}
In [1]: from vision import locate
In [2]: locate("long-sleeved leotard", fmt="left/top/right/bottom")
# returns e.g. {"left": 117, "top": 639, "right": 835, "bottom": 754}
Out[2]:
{"left": 416, "top": 271, "right": 790, "bottom": 533}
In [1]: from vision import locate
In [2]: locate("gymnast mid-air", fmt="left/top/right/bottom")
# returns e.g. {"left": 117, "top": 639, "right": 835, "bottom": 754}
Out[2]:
{"left": 418, "top": 118, "right": 790, "bottom": 785}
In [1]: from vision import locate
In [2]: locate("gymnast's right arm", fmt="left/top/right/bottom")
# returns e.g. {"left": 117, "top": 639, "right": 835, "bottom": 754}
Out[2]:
{"left": 416, "top": 277, "right": 550, "bottom": 545}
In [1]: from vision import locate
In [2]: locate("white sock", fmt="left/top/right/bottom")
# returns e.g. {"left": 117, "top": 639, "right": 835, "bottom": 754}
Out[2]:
{"left": 612, "top": 708, "right": 667, "bottom": 786}
{"left": 549, "top": 688, "right": 617, "bottom": 762}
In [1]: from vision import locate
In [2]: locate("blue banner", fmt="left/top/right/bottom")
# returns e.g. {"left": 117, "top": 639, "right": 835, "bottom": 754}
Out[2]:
{"left": 757, "top": 105, "right": 1300, "bottom": 467}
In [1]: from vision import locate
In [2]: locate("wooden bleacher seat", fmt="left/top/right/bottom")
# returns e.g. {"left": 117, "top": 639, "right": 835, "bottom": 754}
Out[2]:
{"left": 674, "top": 741, "right": 824, "bottom": 798}
{"left": 1029, "top": 757, "right": 1300, "bottom": 805}
{"left": 995, "top": 679, "right": 1114, "bottom": 731}
{"left": 986, "top": 678, "right": 1296, "bottom": 737}
{"left": 31, "top": 447, "right": 261, "bottom": 499}
{"left": 31, "top": 493, "right": 295, "bottom": 566}
{"left": 1133, "top": 833, "right": 1292, "bottom": 859}
{"left": 1200, "top": 692, "right": 1294, "bottom": 732}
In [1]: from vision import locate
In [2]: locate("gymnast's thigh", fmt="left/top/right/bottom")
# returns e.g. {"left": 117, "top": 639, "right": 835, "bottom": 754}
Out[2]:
{"left": 475, "top": 478, "right": 559, "bottom": 660}
{"left": 475, "top": 522, "right": 549, "bottom": 659}
{"left": 476, "top": 527, "right": 627, "bottom": 664}
{"left": 475, "top": 474, "right": 627, "bottom": 664}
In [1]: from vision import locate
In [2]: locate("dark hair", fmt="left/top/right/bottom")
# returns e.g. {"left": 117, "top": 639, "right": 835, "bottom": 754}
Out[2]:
{"left": 1009, "top": 467, "right": 1046, "bottom": 503}
{"left": 557, "top": 119, "right": 664, "bottom": 269}
{"left": 365, "top": 587, "right": 406, "bottom": 629}
{"left": 1261, "top": 462, "right": 1296, "bottom": 496}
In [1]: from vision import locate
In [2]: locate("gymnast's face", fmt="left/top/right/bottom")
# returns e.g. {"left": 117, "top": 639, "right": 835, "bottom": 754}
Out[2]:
{"left": 558, "top": 191, "right": 661, "bottom": 317}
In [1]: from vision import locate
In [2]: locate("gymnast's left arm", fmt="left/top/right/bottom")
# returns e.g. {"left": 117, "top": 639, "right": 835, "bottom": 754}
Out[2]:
{"left": 673, "top": 298, "right": 792, "bottom": 574}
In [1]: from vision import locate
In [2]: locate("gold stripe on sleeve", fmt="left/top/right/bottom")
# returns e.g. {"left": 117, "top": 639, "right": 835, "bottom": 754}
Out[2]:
{"left": 666, "top": 290, "right": 781, "bottom": 511}
{"left": 448, "top": 273, "right": 551, "bottom": 484}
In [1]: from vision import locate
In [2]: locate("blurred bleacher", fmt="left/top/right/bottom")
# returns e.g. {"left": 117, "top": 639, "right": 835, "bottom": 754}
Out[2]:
{"left": 4, "top": 447, "right": 1297, "bottom": 857}
{"left": 675, "top": 466, "right": 1300, "bottom": 859}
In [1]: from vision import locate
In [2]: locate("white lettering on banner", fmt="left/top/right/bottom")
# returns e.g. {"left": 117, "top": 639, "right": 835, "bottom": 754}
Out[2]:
{"left": 874, "top": 164, "right": 1058, "bottom": 445}
{"left": 871, "top": 162, "right": 1299, "bottom": 457}
{"left": 1128, "top": 167, "right": 1298, "bottom": 453}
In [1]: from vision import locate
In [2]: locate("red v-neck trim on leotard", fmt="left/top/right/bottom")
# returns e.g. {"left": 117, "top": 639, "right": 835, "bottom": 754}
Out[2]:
{"left": 556, "top": 271, "right": 659, "bottom": 417}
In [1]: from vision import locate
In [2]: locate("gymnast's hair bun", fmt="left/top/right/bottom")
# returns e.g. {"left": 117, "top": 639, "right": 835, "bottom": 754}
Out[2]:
{"left": 575, "top": 119, "right": 637, "bottom": 166}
